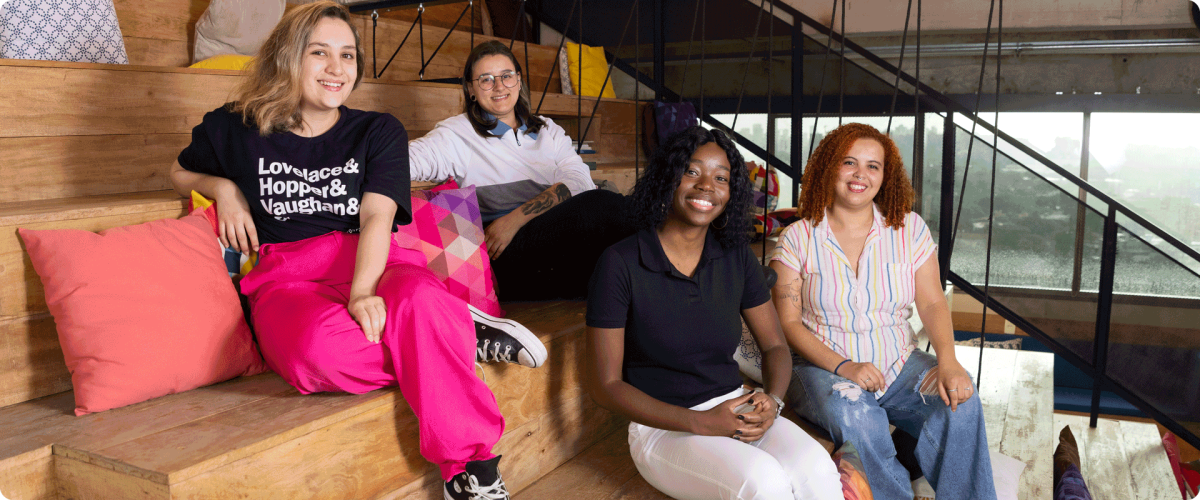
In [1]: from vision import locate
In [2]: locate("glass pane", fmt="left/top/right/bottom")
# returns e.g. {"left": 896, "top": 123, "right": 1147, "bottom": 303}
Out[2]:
{"left": 951, "top": 112, "right": 1084, "bottom": 198}
{"left": 1111, "top": 224, "right": 1200, "bottom": 298}
{"left": 919, "top": 112, "right": 945, "bottom": 240}
{"left": 1105, "top": 230, "right": 1200, "bottom": 432}
{"left": 1091, "top": 113, "right": 1200, "bottom": 248}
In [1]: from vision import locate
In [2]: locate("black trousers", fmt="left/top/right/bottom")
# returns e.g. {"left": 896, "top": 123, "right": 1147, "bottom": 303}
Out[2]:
{"left": 488, "top": 189, "right": 634, "bottom": 301}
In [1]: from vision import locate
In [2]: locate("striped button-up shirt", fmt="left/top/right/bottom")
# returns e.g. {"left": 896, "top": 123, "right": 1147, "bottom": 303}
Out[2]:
{"left": 771, "top": 205, "right": 936, "bottom": 395}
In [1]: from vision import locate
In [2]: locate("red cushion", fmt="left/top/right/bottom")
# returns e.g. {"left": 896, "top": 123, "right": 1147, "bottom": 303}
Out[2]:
{"left": 18, "top": 208, "right": 267, "bottom": 415}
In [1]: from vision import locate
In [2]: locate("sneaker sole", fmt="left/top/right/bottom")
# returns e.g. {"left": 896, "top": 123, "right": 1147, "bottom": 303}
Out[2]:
{"left": 468, "top": 305, "right": 548, "bottom": 368}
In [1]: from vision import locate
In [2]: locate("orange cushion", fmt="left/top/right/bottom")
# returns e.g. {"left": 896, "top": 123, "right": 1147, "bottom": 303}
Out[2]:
{"left": 18, "top": 208, "right": 267, "bottom": 415}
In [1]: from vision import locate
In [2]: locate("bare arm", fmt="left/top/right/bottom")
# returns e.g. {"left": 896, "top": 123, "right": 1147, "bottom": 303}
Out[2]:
{"left": 913, "top": 255, "right": 974, "bottom": 410}
{"left": 741, "top": 300, "right": 791, "bottom": 401}
{"left": 736, "top": 300, "right": 792, "bottom": 439}
{"left": 587, "top": 326, "right": 756, "bottom": 438}
{"left": 169, "top": 160, "right": 259, "bottom": 254}
{"left": 769, "top": 260, "right": 885, "bottom": 392}
{"left": 485, "top": 182, "right": 572, "bottom": 258}
{"left": 348, "top": 192, "right": 399, "bottom": 344}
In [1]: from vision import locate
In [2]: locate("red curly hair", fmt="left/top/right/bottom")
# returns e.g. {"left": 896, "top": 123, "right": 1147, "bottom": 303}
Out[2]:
{"left": 798, "top": 123, "right": 914, "bottom": 229}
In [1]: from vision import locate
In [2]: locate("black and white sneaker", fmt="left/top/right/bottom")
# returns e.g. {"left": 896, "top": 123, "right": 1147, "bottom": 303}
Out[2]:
{"left": 444, "top": 455, "right": 510, "bottom": 500}
{"left": 470, "top": 305, "right": 547, "bottom": 368}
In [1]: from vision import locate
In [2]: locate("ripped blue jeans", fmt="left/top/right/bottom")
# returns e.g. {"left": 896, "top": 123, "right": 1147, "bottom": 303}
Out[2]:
{"left": 787, "top": 349, "right": 996, "bottom": 500}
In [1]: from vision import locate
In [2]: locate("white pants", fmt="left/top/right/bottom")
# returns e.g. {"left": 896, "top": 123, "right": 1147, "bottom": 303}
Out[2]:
{"left": 628, "top": 388, "right": 843, "bottom": 500}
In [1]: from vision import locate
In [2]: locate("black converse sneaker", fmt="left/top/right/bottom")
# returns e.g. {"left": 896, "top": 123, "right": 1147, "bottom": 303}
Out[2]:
{"left": 444, "top": 455, "right": 510, "bottom": 500}
{"left": 470, "top": 304, "right": 547, "bottom": 368}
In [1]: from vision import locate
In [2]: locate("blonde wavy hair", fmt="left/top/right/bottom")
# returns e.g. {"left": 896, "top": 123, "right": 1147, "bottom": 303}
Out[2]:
{"left": 230, "top": 1, "right": 365, "bottom": 135}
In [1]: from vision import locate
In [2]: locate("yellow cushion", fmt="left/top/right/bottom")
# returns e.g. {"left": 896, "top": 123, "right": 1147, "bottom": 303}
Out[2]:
{"left": 189, "top": 54, "right": 254, "bottom": 70}
{"left": 564, "top": 42, "right": 616, "bottom": 98}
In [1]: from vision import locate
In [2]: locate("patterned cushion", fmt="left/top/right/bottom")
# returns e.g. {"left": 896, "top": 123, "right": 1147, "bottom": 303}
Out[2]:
{"left": 734, "top": 319, "right": 763, "bottom": 383}
{"left": 653, "top": 101, "right": 698, "bottom": 145}
{"left": 394, "top": 185, "right": 503, "bottom": 317}
{"left": 0, "top": 0, "right": 128, "bottom": 63}
{"left": 833, "top": 441, "right": 874, "bottom": 500}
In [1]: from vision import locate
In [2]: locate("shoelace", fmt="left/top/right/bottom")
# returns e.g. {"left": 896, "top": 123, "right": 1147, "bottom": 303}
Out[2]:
{"left": 462, "top": 474, "right": 508, "bottom": 500}
{"left": 477, "top": 339, "right": 514, "bottom": 364}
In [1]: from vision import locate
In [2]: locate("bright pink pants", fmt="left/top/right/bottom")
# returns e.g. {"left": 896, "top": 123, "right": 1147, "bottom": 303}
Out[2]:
{"left": 239, "top": 231, "right": 503, "bottom": 480}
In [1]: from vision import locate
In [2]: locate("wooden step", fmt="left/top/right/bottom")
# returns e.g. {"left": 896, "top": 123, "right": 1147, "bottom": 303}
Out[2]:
{"left": 0, "top": 301, "right": 621, "bottom": 499}
{"left": 111, "top": 0, "right": 545, "bottom": 80}
{"left": 514, "top": 426, "right": 669, "bottom": 500}
{"left": 1054, "top": 413, "right": 1178, "bottom": 500}
{"left": 0, "top": 59, "right": 639, "bottom": 205}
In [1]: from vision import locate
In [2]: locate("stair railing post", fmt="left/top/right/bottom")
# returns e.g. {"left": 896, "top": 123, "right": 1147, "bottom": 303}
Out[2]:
{"left": 938, "top": 112, "right": 955, "bottom": 284}
{"left": 652, "top": 0, "right": 665, "bottom": 101}
{"left": 791, "top": 19, "right": 803, "bottom": 207}
{"left": 1090, "top": 204, "right": 1119, "bottom": 428}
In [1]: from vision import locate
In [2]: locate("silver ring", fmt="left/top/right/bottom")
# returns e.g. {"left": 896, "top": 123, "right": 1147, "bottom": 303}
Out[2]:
{"left": 948, "top": 389, "right": 958, "bottom": 392}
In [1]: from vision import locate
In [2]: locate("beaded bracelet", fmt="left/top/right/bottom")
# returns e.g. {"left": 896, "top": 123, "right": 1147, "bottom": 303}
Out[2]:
{"left": 833, "top": 359, "right": 851, "bottom": 376}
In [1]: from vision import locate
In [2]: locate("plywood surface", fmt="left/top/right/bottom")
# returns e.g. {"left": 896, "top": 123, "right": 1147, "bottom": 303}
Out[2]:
{"left": 514, "top": 425, "right": 671, "bottom": 500}
{"left": 957, "top": 346, "right": 1054, "bottom": 500}
{"left": 1054, "top": 413, "right": 1177, "bottom": 500}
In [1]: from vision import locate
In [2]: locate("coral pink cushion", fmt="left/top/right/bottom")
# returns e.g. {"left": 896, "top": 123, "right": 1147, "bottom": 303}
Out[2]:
{"left": 393, "top": 184, "right": 503, "bottom": 316}
{"left": 18, "top": 208, "right": 267, "bottom": 415}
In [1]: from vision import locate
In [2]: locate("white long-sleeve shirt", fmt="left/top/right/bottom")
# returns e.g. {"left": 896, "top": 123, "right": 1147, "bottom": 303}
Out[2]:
{"left": 408, "top": 113, "right": 595, "bottom": 219}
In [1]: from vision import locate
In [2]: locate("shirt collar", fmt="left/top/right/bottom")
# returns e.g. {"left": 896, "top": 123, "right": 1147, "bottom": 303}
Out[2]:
{"left": 485, "top": 112, "right": 528, "bottom": 137}
{"left": 815, "top": 203, "right": 886, "bottom": 235}
{"left": 637, "top": 227, "right": 727, "bottom": 275}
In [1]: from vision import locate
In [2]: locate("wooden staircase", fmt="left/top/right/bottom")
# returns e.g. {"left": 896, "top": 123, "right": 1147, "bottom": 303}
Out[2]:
{"left": 0, "top": 3, "right": 646, "bottom": 498}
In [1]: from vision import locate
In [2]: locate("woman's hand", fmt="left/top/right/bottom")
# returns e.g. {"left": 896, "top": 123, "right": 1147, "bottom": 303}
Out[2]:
{"left": 839, "top": 361, "right": 885, "bottom": 393}
{"left": 692, "top": 393, "right": 757, "bottom": 439}
{"left": 484, "top": 211, "right": 524, "bottom": 258}
{"left": 213, "top": 184, "right": 259, "bottom": 255}
{"left": 936, "top": 358, "right": 975, "bottom": 411}
{"left": 348, "top": 294, "right": 387, "bottom": 343}
{"left": 734, "top": 392, "right": 779, "bottom": 443}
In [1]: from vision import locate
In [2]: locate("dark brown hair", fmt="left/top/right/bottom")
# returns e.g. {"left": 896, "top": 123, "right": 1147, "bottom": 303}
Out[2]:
{"left": 798, "top": 122, "right": 914, "bottom": 229}
{"left": 461, "top": 41, "right": 545, "bottom": 138}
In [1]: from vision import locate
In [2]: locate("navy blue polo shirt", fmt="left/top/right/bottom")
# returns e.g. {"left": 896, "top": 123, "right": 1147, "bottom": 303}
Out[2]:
{"left": 586, "top": 228, "right": 772, "bottom": 408}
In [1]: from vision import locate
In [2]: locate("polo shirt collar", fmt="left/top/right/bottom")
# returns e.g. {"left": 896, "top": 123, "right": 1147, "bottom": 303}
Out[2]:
{"left": 485, "top": 112, "right": 529, "bottom": 137}
{"left": 637, "top": 227, "right": 727, "bottom": 275}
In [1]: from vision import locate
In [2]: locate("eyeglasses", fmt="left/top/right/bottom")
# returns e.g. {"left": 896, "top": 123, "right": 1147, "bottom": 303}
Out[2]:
{"left": 473, "top": 71, "right": 520, "bottom": 91}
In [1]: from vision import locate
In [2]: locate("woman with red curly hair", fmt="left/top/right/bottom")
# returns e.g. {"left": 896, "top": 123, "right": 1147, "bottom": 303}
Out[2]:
{"left": 769, "top": 123, "right": 996, "bottom": 499}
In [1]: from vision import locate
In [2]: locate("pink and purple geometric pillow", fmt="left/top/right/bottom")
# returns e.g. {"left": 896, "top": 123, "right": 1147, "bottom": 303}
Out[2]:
{"left": 394, "top": 184, "right": 504, "bottom": 317}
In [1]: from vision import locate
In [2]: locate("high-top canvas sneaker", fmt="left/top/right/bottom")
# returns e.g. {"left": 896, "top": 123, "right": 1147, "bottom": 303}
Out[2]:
{"left": 470, "top": 305, "right": 547, "bottom": 368}
{"left": 444, "top": 455, "right": 510, "bottom": 500}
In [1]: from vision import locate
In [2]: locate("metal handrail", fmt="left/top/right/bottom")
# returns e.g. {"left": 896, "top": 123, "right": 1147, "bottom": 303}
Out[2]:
{"left": 780, "top": 5, "right": 1200, "bottom": 266}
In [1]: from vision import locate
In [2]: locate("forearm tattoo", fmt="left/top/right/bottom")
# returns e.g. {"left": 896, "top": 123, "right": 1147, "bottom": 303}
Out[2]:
{"left": 520, "top": 183, "right": 572, "bottom": 216}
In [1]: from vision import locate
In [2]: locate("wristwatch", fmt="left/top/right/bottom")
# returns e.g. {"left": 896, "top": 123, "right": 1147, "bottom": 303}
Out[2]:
{"left": 767, "top": 393, "right": 785, "bottom": 418}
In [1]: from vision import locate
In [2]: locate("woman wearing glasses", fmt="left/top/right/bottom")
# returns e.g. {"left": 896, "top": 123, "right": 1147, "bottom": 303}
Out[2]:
{"left": 409, "top": 41, "right": 633, "bottom": 300}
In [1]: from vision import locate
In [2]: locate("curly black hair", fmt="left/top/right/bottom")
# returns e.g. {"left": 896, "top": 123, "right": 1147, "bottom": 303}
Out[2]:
{"left": 628, "top": 126, "right": 753, "bottom": 248}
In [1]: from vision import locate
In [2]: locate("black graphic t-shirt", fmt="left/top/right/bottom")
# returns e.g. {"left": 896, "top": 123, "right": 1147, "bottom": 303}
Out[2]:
{"left": 178, "top": 105, "right": 412, "bottom": 244}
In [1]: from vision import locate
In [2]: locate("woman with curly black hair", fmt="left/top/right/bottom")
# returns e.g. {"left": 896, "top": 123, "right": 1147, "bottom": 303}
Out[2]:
{"left": 586, "top": 126, "right": 841, "bottom": 500}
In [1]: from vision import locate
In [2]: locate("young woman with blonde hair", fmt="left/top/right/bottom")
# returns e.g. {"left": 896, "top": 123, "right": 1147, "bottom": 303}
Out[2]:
{"left": 167, "top": 3, "right": 537, "bottom": 498}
